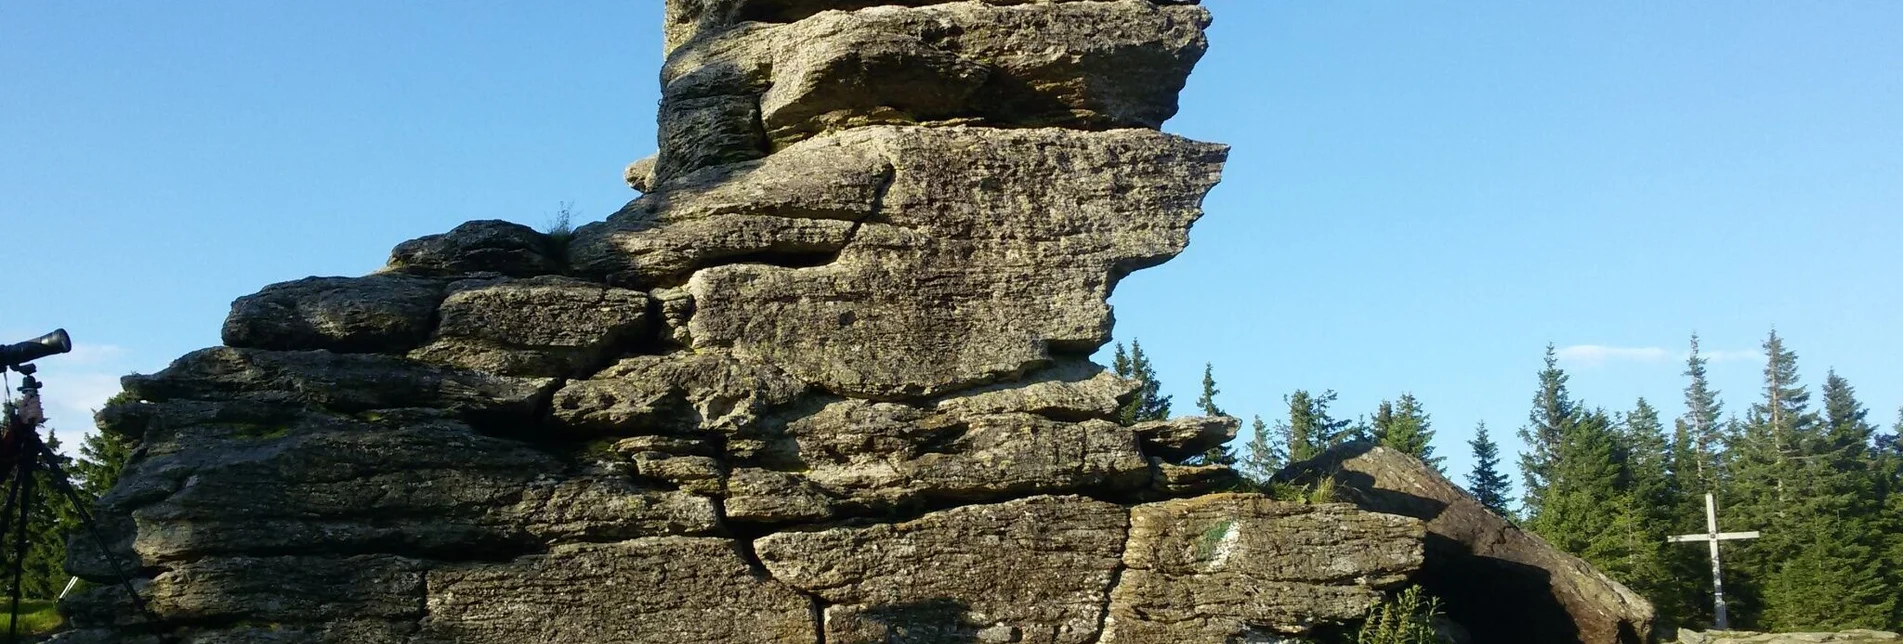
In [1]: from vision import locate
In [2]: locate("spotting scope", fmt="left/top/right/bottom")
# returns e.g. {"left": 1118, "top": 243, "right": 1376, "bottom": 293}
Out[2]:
{"left": 0, "top": 329, "right": 71, "bottom": 369}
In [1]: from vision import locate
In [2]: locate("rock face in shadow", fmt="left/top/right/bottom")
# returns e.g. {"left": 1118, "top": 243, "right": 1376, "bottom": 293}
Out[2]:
{"left": 1277, "top": 442, "right": 1659, "bottom": 644}
{"left": 52, "top": 2, "right": 1635, "bottom": 643}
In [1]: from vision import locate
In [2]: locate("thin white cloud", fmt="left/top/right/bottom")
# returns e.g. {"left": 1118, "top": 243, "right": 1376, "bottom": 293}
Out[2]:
{"left": 1556, "top": 345, "right": 1672, "bottom": 367}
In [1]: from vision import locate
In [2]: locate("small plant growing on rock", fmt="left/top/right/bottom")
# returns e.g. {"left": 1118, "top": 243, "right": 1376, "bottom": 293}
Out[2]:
{"left": 1355, "top": 586, "right": 1444, "bottom": 644}
{"left": 544, "top": 201, "right": 576, "bottom": 256}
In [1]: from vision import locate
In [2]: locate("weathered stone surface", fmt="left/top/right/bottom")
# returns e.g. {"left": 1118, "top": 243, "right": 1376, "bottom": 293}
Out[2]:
{"left": 649, "top": 286, "right": 696, "bottom": 347}
{"left": 725, "top": 401, "right": 1150, "bottom": 523}
{"left": 43, "top": 629, "right": 161, "bottom": 644}
{"left": 657, "top": 1, "right": 1211, "bottom": 177}
{"left": 932, "top": 359, "right": 1135, "bottom": 420}
{"left": 688, "top": 127, "right": 1222, "bottom": 399}
{"left": 110, "top": 416, "right": 717, "bottom": 564}
{"left": 629, "top": 452, "right": 726, "bottom": 494}
{"left": 421, "top": 538, "right": 816, "bottom": 643}
{"left": 1278, "top": 443, "right": 1658, "bottom": 644}
{"left": 122, "top": 347, "right": 557, "bottom": 427}
{"left": 145, "top": 555, "right": 425, "bottom": 624}
{"left": 569, "top": 126, "right": 1224, "bottom": 398}
{"left": 1102, "top": 493, "right": 1425, "bottom": 642}
{"left": 756, "top": 495, "right": 1127, "bottom": 644}
{"left": 221, "top": 274, "right": 445, "bottom": 353}
{"left": 178, "top": 622, "right": 417, "bottom": 644}
{"left": 665, "top": 0, "right": 1206, "bottom": 54}
{"left": 386, "top": 219, "right": 560, "bottom": 278}
{"left": 1130, "top": 415, "right": 1238, "bottom": 462}
{"left": 1673, "top": 630, "right": 1903, "bottom": 644}
{"left": 408, "top": 275, "right": 649, "bottom": 377}
{"left": 1148, "top": 458, "right": 1244, "bottom": 497}
{"left": 573, "top": 214, "right": 858, "bottom": 289}
{"left": 548, "top": 351, "right": 810, "bottom": 437}
{"left": 656, "top": 94, "right": 770, "bottom": 181}
{"left": 625, "top": 154, "right": 658, "bottom": 192}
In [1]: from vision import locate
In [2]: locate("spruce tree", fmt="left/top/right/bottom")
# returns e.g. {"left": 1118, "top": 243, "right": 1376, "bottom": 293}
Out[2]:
{"left": 1195, "top": 363, "right": 1222, "bottom": 416}
{"left": 1673, "top": 334, "right": 1726, "bottom": 504}
{"left": 1722, "top": 330, "right": 1819, "bottom": 629}
{"left": 1758, "top": 370, "right": 1893, "bottom": 629}
{"left": 1529, "top": 408, "right": 1628, "bottom": 568}
{"left": 1276, "top": 390, "right": 1351, "bottom": 463}
{"left": 73, "top": 429, "right": 137, "bottom": 500}
{"left": 1664, "top": 334, "right": 1734, "bottom": 627}
{"left": 1372, "top": 393, "right": 1441, "bottom": 471}
{"left": 1882, "top": 410, "right": 1903, "bottom": 629}
{"left": 1242, "top": 415, "right": 1285, "bottom": 482}
{"left": 1188, "top": 363, "right": 1236, "bottom": 465}
{"left": 1113, "top": 340, "right": 1171, "bottom": 425}
{"left": 1465, "top": 421, "right": 1512, "bottom": 517}
{"left": 1615, "top": 398, "right": 1691, "bottom": 629}
{"left": 1518, "top": 344, "right": 1578, "bottom": 526}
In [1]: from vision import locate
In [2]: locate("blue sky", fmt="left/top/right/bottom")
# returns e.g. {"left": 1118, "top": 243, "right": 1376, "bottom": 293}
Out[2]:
{"left": 3, "top": 2, "right": 1899, "bottom": 488}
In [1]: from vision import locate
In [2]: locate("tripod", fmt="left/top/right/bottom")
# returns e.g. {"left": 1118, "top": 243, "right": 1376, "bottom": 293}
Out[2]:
{"left": 1, "top": 332, "right": 149, "bottom": 643}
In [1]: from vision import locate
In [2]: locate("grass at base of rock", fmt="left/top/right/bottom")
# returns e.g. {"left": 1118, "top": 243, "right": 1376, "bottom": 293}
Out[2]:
{"left": 0, "top": 599, "right": 64, "bottom": 637}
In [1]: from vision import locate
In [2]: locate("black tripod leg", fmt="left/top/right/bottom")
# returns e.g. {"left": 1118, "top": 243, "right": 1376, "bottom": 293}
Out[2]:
{"left": 34, "top": 444, "right": 154, "bottom": 619}
{"left": 8, "top": 458, "right": 32, "bottom": 644}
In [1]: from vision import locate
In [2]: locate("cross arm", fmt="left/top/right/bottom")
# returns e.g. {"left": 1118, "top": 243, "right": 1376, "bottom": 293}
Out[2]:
{"left": 1667, "top": 531, "right": 1760, "bottom": 543}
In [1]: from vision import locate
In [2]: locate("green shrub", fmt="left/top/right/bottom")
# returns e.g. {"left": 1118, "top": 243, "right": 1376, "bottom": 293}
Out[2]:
{"left": 1356, "top": 586, "right": 1443, "bottom": 644}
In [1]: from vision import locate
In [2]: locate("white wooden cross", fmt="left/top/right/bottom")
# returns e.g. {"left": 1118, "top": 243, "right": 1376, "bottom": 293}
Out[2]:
{"left": 1667, "top": 493, "right": 1760, "bottom": 630}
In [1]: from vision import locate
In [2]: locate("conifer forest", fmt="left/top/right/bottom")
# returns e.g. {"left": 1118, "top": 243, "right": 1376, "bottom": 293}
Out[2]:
{"left": 1117, "top": 331, "right": 1903, "bottom": 633}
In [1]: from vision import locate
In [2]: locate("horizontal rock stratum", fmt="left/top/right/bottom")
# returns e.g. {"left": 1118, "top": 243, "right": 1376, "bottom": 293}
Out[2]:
{"left": 53, "top": 2, "right": 1647, "bottom": 643}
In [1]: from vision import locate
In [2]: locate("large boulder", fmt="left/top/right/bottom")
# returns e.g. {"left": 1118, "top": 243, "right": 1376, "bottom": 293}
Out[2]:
{"left": 572, "top": 126, "right": 1227, "bottom": 400}
{"left": 723, "top": 401, "right": 1152, "bottom": 524}
{"left": 407, "top": 275, "right": 650, "bottom": 377}
{"left": 421, "top": 538, "right": 817, "bottom": 643}
{"left": 121, "top": 347, "right": 557, "bottom": 428}
{"left": 72, "top": 409, "right": 716, "bottom": 571}
{"left": 1102, "top": 493, "right": 1425, "bottom": 642}
{"left": 1278, "top": 442, "right": 1658, "bottom": 644}
{"left": 221, "top": 274, "right": 445, "bottom": 353}
{"left": 755, "top": 495, "right": 1127, "bottom": 644}
{"left": 655, "top": 0, "right": 1210, "bottom": 179}
{"left": 385, "top": 219, "right": 561, "bottom": 278}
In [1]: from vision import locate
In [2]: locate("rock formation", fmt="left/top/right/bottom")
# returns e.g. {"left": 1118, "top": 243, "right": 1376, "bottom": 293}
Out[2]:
{"left": 51, "top": 2, "right": 1645, "bottom": 643}
{"left": 1278, "top": 442, "right": 1659, "bottom": 644}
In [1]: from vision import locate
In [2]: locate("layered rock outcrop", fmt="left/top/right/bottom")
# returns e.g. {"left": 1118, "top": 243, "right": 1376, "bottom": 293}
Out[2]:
{"left": 53, "top": 2, "right": 1597, "bottom": 643}
{"left": 1279, "top": 442, "right": 1660, "bottom": 644}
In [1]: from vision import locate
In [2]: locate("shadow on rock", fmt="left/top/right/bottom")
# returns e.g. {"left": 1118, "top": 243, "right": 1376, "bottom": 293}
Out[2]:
{"left": 1278, "top": 441, "right": 1655, "bottom": 644}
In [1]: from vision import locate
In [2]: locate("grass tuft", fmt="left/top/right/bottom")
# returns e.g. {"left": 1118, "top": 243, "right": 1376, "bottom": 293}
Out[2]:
{"left": 0, "top": 599, "right": 64, "bottom": 637}
{"left": 544, "top": 201, "right": 576, "bottom": 255}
